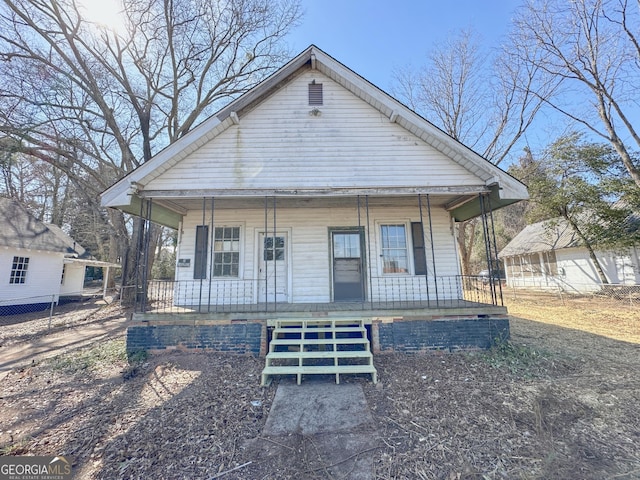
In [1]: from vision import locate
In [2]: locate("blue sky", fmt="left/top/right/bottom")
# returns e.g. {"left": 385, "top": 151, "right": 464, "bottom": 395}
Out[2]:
{"left": 286, "top": 0, "right": 552, "bottom": 162}
{"left": 287, "top": 0, "right": 520, "bottom": 92}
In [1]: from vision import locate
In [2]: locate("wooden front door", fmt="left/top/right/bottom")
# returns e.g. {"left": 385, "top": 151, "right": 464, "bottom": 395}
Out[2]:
{"left": 332, "top": 230, "right": 365, "bottom": 302}
{"left": 259, "top": 232, "right": 288, "bottom": 302}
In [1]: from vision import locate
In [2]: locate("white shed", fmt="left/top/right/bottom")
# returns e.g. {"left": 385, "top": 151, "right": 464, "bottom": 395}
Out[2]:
{"left": 0, "top": 197, "right": 119, "bottom": 314}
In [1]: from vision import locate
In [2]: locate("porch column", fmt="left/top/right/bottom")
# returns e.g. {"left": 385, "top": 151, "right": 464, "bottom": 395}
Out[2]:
{"left": 479, "top": 193, "right": 503, "bottom": 306}
{"left": 365, "top": 195, "right": 374, "bottom": 309}
{"left": 357, "top": 195, "right": 366, "bottom": 308}
{"left": 207, "top": 197, "right": 215, "bottom": 312}
{"left": 419, "top": 194, "right": 440, "bottom": 306}
{"left": 417, "top": 195, "right": 431, "bottom": 307}
{"left": 273, "top": 196, "right": 277, "bottom": 311}
{"left": 103, "top": 266, "right": 110, "bottom": 300}
{"left": 136, "top": 198, "right": 153, "bottom": 313}
{"left": 263, "top": 196, "right": 277, "bottom": 312}
{"left": 198, "top": 197, "right": 207, "bottom": 313}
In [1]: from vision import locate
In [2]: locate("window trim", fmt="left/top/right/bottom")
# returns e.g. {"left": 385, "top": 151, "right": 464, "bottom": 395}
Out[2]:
{"left": 213, "top": 226, "right": 242, "bottom": 278}
{"left": 378, "top": 222, "right": 413, "bottom": 276}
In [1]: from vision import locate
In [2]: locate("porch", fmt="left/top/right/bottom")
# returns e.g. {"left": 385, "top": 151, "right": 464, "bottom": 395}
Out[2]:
{"left": 126, "top": 193, "right": 509, "bottom": 359}
{"left": 126, "top": 275, "right": 509, "bottom": 362}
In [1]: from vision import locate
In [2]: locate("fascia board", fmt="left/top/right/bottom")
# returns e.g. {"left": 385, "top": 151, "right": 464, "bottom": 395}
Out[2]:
{"left": 100, "top": 115, "right": 225, "bottom": 208}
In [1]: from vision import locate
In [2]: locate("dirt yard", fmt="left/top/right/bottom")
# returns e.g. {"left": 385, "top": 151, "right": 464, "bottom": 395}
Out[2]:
{"left": 0, "top": 295, "right": 638, "bottom": 479}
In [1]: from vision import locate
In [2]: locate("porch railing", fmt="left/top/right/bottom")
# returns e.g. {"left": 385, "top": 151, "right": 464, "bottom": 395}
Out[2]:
{"left": 135, "top": 275, "right": 501, "bottom": 314}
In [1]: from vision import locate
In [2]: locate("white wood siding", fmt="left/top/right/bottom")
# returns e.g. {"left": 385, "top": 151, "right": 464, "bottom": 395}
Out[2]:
{"left": 504, "top": 247, "right": 640, "bottom": 293}
{"left": 146, "top": 71, "right": 483, "bottom": 192}
{"left": 174, "top": 202, "right": 460, "bottom": 305}
{"left": 60, "top": 263, "right": 86, "bottom": 296}
{"left": 0, "top": 249, "right": 63, "bottom": 306}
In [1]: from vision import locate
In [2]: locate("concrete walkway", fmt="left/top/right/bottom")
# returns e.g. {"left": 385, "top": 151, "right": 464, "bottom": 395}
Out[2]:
{"left": 260, "top": 381, "right": 380, "bottom": 479}
{"left": 0, "top": 316, "right": 127, "bottom": 372}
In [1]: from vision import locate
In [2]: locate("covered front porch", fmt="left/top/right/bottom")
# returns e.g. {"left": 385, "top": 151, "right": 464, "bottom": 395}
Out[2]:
{"left": 131, "top": 190, "right": 506, "bottom": 311}
{"left": 124, "top": 191, "right": 509, "bottom": 359}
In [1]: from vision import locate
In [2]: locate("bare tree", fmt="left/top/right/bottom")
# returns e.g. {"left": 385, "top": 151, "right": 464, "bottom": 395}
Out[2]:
{"left": 0, "top": 0, "right": 302, "bottom": 286}
{"left": 511, "top": 0, "right": 640, "bottom": 188}
{"left": 393, "top": 30, "right": 553, "bottom": 275}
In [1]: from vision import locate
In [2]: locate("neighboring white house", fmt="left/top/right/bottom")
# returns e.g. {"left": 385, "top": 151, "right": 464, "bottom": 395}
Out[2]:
{"left": 499, "top": 218, "right": 640, "bottom": 293}
{"left": 0, "top": 197, "right": 119, "bottom": 314}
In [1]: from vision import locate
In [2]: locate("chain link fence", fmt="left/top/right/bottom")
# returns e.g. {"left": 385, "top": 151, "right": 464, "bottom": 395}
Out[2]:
{"left": 504, "top": 282, "right": 640, "bottom": 307}
{"left": 0, "top": 288, "right": 121, "bottom": 328}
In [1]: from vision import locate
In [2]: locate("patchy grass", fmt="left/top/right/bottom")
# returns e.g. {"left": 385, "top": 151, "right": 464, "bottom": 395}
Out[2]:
{"left": 1, "top": 438, "right": 32, "bottom": 456}
{"left": 48, "top": 339, "right": 128, "bottom": 373}
{"left": 479, "top": 339, "right": 551, "bottom": 377}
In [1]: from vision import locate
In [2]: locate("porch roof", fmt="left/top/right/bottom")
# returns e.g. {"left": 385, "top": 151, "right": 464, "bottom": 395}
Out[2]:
{"left": 110, "top": 186, "right": 510, "bottom": 230}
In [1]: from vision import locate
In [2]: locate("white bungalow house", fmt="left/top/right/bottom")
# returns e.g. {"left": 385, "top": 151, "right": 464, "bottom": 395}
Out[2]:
{"left": 499, "top": 218, "right": 640, "bottom": 293}
{"left": 101, "top": 46, "right": 528, "bottom": 376}
{"left": 0, "top": 197, "right": 119, "bottom": 314}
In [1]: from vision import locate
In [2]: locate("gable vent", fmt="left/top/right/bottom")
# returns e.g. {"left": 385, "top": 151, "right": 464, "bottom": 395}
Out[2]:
{"left": 308, "top": 83, "right": 323, "bottom": 105}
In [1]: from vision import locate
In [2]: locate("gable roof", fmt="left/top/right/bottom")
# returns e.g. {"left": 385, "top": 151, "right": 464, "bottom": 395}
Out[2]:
{"left": 0, "top": 197, "right": 75, "bottom": 254}
{"left": 101, "top": 45, "right": 528, "bottom": 225}
{"left": 498, "top": 219, "right": 581, "bottom": 258}
{"left": 45, "top": 223, "right": 92, "bottom": 259}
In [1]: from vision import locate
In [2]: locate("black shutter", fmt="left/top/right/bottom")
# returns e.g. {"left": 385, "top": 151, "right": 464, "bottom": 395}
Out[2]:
{"left": 411, "top": 222, "right": 427, "bottom": 276}
{"left": 194, "top": 225, "right": 208, "bottom": 279}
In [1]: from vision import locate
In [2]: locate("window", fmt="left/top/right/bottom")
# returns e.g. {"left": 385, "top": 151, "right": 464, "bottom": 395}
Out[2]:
{"left": 380, "top": 225, "right": 408, "bottom": 273}
{"left": 61, "top": 264, "right": 66, "bottom": 285}
{"left": 214, "top": 227, "right": 240, "bottom": 277}
{"left": 263, "top": 236, "right": 285, "bottom": 261}
{"left": 194, "top": 225, "right": 209, "bottom": 280}
{"left": 308, "top": 82, "right": 323, "bottom": 105}
{"left": 505, "top": 257, "right": 521, "bottom": 278}
{"left": 333, "top": 233, "right": 361, "bottom": 259}
{"left": 10, "top": 256, "right": 29, "bottom": 284}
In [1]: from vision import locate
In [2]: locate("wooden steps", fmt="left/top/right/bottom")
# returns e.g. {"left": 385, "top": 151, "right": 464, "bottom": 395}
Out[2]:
{"left": 261, "top": 318, "right": 377, "bottom": 386}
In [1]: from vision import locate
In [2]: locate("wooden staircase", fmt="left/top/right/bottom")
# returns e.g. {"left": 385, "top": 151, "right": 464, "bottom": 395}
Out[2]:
{"left": 261, "top": 318, "right": 377, "bottom": 386}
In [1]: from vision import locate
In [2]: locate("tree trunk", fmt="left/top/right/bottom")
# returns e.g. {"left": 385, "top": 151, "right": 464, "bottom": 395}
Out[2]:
{"left": 566, "top": 216, "right": 609, "bottom": 285}
{"left": 456, "top": 220, "right": 477, "bottom": 276}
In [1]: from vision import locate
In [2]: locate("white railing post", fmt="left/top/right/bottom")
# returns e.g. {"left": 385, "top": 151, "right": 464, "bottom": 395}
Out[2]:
{"left": 48, "top": 294, "right": 55, "bottom": 330}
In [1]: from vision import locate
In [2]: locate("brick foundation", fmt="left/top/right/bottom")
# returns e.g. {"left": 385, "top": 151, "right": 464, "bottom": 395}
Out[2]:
{"left": 126, "top": 315, "right": 509, "bottom": 357}
{"left": 375, "top": 317, "right": 509, "bottom": 353}
{"left": 126, "top": 320, "right": 264, "bottom": 356}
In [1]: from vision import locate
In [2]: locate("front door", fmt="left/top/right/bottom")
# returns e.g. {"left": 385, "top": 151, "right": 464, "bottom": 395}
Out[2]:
{"left": 259, "top": 232, "right": 288, "bottom": 302}
{"left": 332, "top": 230, "right": 365, "bottom": 302}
